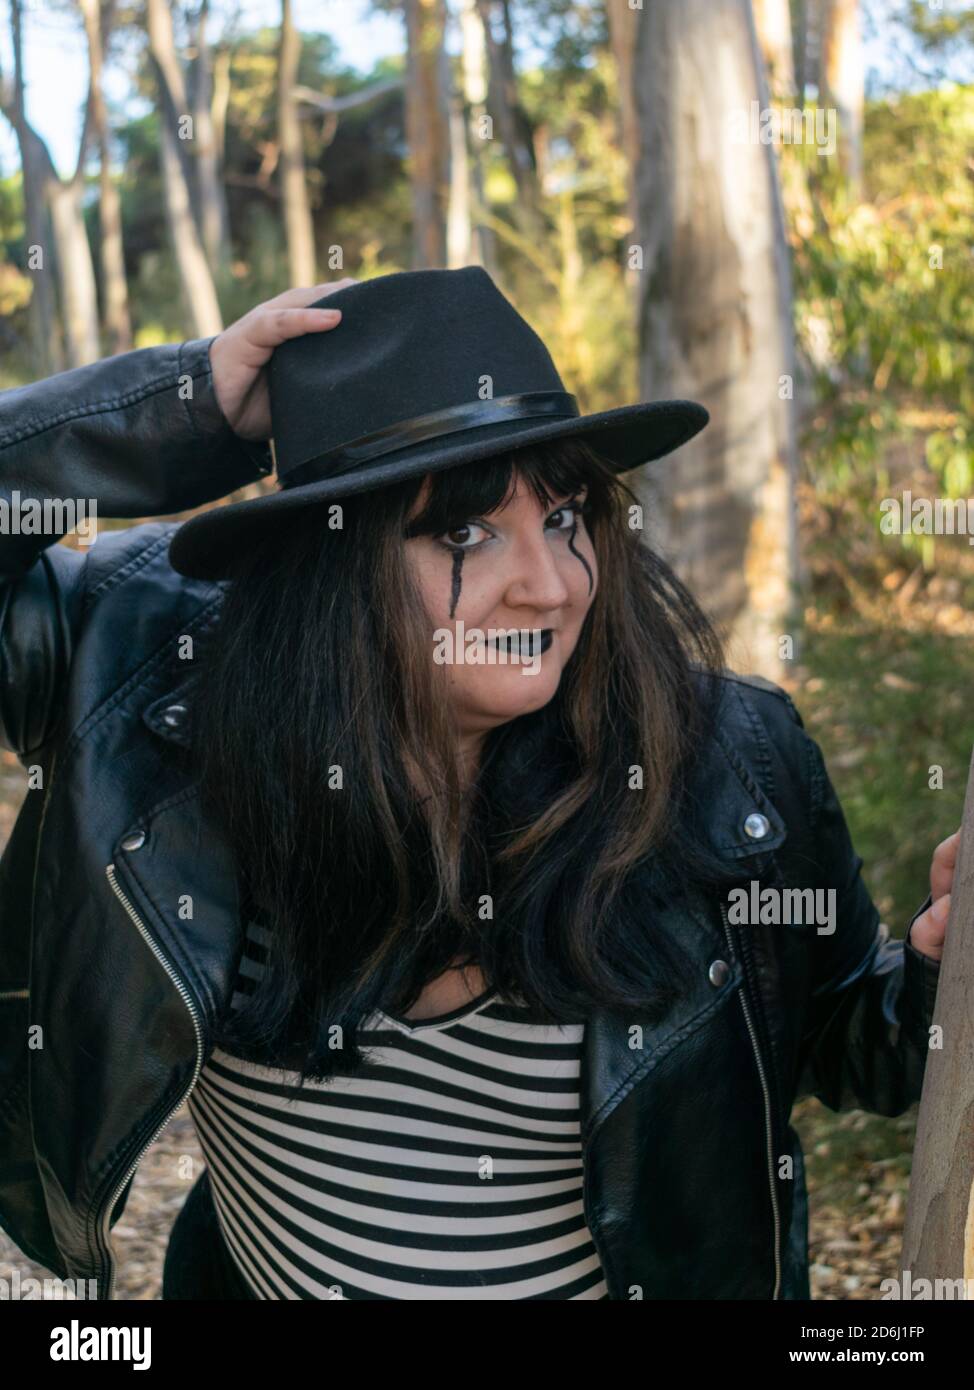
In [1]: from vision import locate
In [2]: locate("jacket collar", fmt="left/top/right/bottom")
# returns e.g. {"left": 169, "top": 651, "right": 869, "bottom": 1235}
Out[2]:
{"left": 140, "top": 669, "right": 788, "bottom": 872}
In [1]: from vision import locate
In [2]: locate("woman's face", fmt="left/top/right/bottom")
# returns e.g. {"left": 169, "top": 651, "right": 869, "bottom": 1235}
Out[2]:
{"left": 404, "top": 469, "right": 599, "bottom": 744}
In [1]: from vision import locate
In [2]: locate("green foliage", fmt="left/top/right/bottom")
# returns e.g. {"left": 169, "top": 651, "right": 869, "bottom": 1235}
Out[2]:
{"left": 791, "top": 84, "right": 974, "bottom": 556}
{"left": 800, "top": 620, "right": 972, "bottom": 929}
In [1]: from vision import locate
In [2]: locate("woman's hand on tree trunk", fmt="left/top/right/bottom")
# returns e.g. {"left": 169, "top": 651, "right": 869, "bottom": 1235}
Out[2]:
{"left": 207, "top": 280, "right": 354, "bottom": 442}
{"left": 909, "top": 828, "right": 960, "bottom": 963}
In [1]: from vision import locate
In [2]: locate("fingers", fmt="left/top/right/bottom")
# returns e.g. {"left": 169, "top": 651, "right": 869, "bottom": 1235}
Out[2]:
{"left": 930, "top": 827, "right": 961, "bottom": 899}
{"left": 214, "top": 280, "right": 354, "bottom": 378}
{"left": 910, "top": 892, "right": 949, "bottom": 963}
{"left": 228, "top": 279, "right": 357, "bottom": 356}
{"left": 266, "top": 279, "right": 359, "bottom": 309}
{"left": 242, "top": 305, "right": 346, "bottom": 353}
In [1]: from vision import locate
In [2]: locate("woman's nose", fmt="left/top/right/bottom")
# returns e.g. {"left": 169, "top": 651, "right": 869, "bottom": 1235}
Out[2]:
{"left": 503, "top": 534, "right": 571, "bottom": 611}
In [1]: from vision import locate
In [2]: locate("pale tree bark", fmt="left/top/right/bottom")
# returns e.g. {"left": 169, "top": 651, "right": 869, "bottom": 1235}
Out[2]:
{"left": 902, "top": 746, "right": 974, "bottom": 1294}
{"left": 793, "top": 0, "right": 810, "bottom": 102}
{"left": 210, "top": 45, "right": 231, "bottom": 179}
{"left": 278, "top": 0, "right": 316, "bottom": 285}
{"left": 752, "top": 0, "right": 797, "bottom": 99}
{"left": 753, "top": 0, "right": 817, "bottom": 387}
{"left": 188, "top": 0, "right": 231, "bottom": 271}
{"left": 145, "top": 0, "right": 222, "bottom": 337}
{"left": 447, "top": 77, "right": 474, "bottom": 267}
{"left": 473, "top": 0, "right": 541, "bottom": 236}
{"left": 47, "top": 157, "right": 102, "bottom": 367}
{"left": 620, "top": 0, "right": 802, "bottom": 678}
{"left": 454, "top": 0, "right": 497, "bottom": 273}
{"left": 404, "top": 0, "right": 450, "bottom": 268}
{"left": 79, "top": 0, "right": 132, "bottom": 355}
{"left": 1, "top": 5, "right": 61, "bottom": 374}
{"left": 3, "top": 0, "right": 99, "bottom": 368}
{"left": 819, "top": 0, "right": 863, "bottom": 194}
{"left": 605, "top": 0, "right": 640, "bottom": 263}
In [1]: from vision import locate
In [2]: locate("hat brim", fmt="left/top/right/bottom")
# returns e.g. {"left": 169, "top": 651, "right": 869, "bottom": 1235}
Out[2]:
{"left": 168, "top": 398, "right": 708, "bottom": 580}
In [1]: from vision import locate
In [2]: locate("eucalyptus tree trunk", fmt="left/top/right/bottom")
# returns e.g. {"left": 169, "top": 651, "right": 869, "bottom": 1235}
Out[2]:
{"left": 455, "top": 0, "right": 496, "bottom": 274}
{"left": 819, "top": 0, "right": 864, "bottom": 195}
{"left": 447, "top": 78, "right": 474, "bottom": 267}
{"left": 605, "top": 0, "right": 639, "bottom": 263}
{"left": 47, "top": 172, "right": 101, "bottom": 366}
{"left": 619, "top": 0, "right": 802, "bottom": 678}
{"left": 4, "top": 0, "right": 98, "bottom": 367}
{"left": 145, "top": 0, "right": 222, "bottom": 336}
{"left": 278, "top": 0, "right": 316, "bottom": 285}
{"left": 189, "top": 0, "right": 231, "bottom": 272}
{"left": 0, "top": 26, "right": 61, "bottom": 374}
{"left": 752, "top": 0, "right": 797, "bottom": 98}
{"left": 404, "top": 0, "right": 450, "bottom": 268}
{"left": 80, "top": 0, "right": 132, "bottom": 355}
{"left": 902, "top": 747, "right": 974, "bottom": 1296}
{"left": 473, "top": 0, "right": 541, "bottom": 236}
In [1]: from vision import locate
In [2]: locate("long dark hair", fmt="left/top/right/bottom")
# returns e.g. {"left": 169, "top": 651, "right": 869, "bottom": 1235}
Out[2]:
{"left": 191, "top": 437, "right": 729, "bottom": 1080}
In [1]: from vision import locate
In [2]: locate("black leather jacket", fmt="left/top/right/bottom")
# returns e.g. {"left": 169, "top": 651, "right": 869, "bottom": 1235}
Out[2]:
{"left": 0, "top": 338, "right": 941, "bottom": 1300}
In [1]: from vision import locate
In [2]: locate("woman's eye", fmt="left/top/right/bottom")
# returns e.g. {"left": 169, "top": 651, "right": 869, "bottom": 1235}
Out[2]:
{"left": 439, "top": 521, "right": 492, "bottom": 550}
{"left": 546, "top": 502, "right": 583, "bottom": 531}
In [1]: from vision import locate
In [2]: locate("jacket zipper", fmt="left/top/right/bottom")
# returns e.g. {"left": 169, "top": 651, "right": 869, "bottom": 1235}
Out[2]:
{"left": 719, "top": 900, "right": 781, "bottom": 1299}
{"left": 0, "top": 988, "right": 29, "bottom": 999}
{"left": 99, "top": 862, "right": 204, "bottom": 1300}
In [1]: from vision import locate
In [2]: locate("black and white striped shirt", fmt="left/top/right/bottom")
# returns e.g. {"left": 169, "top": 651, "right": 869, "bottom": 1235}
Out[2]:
{"left": 186, "top": 920, "right": 608, "bottom": 1299}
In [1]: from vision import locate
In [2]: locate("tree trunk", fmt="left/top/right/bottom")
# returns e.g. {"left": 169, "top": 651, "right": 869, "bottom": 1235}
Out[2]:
{"left": 189, "top": 0, "right": 231, "bottom": 272}
{"left": 47, "top": 171, "right": 101, "bottom": 366}
{"left": 819, "top": 0, "right": 863, "bottom": 194}
{"left": 2, "top": 0, "right": 62, "bottom": 374}
{"left": 752, "top": 0, "right": 797, "bottom": 99}
{"left": 278, "top": 0, "right": 316, "bottom": 285}
{"left": 80, "top": 0, "right": 132, "bottom": 355}
{"left": 754, "top": 0, "right": 818, "bottom": 409}
{"left": 605, "top": 0, "right": 640, "bottom": 268}
{"left": 497, "top": 0, "right": 535, "bottom": 185}
{"left": 145, "top": 0, "right": 222, "bottom": 336}
{"left": 902, "top": 746, "right": 974, "bottom": 1296}
{"left": 404, "top": 0, "right": 450, "bottom": 268}
{"left": 447, "top": 75, "right": 474, "bottom": 267}
{"left": 623, "top": 0, "right": 802, "bottom": 677}
{"left": 793, "top": 0, "right": 810, "bottom": 103}
{"left": 474, "top": 0, "right": 541, "bottom": 236}
{"left": 5, "top": 0, "right": 99, "bottom": 367}
{"left": 210, "top": 46, "right": 232, "bottom": 184}
{"left": 457, "top": 0, "right": 496, "bottom": 274}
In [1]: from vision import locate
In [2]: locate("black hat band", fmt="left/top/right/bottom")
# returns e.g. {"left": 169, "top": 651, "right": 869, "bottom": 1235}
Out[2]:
{"left": 282, "top": 390, "right": 580, "bottom": 489}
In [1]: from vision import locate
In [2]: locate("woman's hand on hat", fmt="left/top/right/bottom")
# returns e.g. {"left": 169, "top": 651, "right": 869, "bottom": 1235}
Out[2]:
{"left": 208, "top": 281, "right": 355, "bottom": 441}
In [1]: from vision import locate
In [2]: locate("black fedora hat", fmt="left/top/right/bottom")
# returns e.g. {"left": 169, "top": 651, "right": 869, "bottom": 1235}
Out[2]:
{"left": 168, "top": 266, "right": 709, "bottom": 580}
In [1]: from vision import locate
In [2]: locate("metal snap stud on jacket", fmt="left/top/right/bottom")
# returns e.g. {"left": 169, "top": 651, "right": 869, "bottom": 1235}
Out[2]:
{"left": 120, "top": 831, "right": 146, "bottom": 852}
{"left": 708, "top": 959, "right": 731, "bottom": 987}
{"left": 161, "top": 704, "right": 188, "bottom": 729}
{"left": 743, "top": 812, "right": 771, "bottom": 839}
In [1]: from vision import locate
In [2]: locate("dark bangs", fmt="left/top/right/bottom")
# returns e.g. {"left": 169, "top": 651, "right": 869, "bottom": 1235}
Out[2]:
{"left": 401, "top": 437, "right": 612, "bottom": 539}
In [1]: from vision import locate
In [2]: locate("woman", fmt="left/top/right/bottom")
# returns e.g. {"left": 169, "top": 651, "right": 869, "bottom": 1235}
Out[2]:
{"left": 0, "top": 269, "right": 952, "bottom": 1301}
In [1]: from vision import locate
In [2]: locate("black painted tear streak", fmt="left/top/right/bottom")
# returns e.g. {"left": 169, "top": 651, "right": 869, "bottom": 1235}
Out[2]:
{"left": 568, "top": 515, "right": 593, "bottom": 595}
{"left": 449, "top": 549, "right": 465, "bottom": 618}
